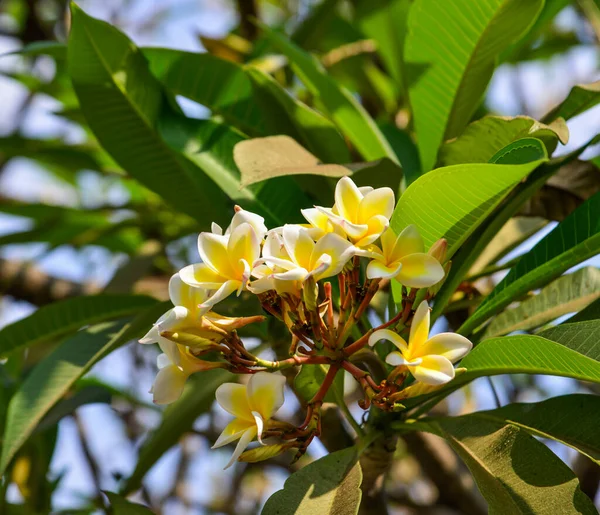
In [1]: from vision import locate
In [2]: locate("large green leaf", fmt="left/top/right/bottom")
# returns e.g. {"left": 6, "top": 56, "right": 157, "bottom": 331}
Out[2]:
{"left": 141, "top": 48, "right": 350, "bottom": 163}
{"left": 461, "top": 191, "right": 600, "bottom": 335}
{"left": 262, "top": 448, "right": 362, "bottom": 515}
{"left": 406, "top": 395, "right": 600, "bottom": 464}
{"left": 0, "top": 302, "right": 167, "bottom": 476}
{"left": 405, "top": 0, "right": 544, "bottom": 171}
{"left": 483, "top": 267, "right": 600, "bottom": 337}
{"left": 390, "top": 158, "right": 547, "bottom": 259}
{"left": 262, "top": 26, "right": 398, "bottom": 163}
{"left": 401, "top": 417, "right": 596, "bottom": 514}
{"left": 438, "top": 116, "right": 568, "bottom": 167}
{"left": 244, "top": 66, "right": 350, "bottom": 163}
{"left": 542, "top": 80, "right": 600, "bottom": 123}
{"left": 158, "top": 113, "right": 310, "bottom": 225}
{"left": 538, "top": 320, "right": 600, "bottom": 359}
{"left": 569, "top": 298, "right": 600, "bottom": 323}
{"left": 454, "top": 334, "right": 600, "bottom": 387}
{"left": 122, "top": 369, "right": 232, "bottom": 494}
{"left": 67, "top": 5, "right": 231, "bottom": 226}
{"left": 141, "top": 47, "right": 264, "bottom": 136}
{"left": 0, "top": 294, "right": 156, "bottom": 356}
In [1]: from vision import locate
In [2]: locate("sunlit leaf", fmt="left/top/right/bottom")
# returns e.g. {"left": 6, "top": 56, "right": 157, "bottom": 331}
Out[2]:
{"left": 461, "top": 191, "right": 600, "bottom": 335}
{"left": 399, "top": 416, "right": 596, "bottom": 514}
{"left": 406, "top": 0, "right": 544, "bottom": 171}
{"left": 263, "top": 448, "right": 362, "bottom": 515}
{"left": 484, "top": 267, "right": 600, "bottom": 337}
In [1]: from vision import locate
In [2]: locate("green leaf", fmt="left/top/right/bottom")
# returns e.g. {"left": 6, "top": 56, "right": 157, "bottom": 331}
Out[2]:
{"left": 390, "top": 158, "right": 547, "bottom": 260}
{"left": 8, "top": 41, "right": 67, "bottom": 59}
{"left": 439, "top": 116, "right": 568, "bottom": 167}
{"left": 67, "top": 5, "right": 232, "bottom": 226}
{"left": 569, "top": 298, "right": 600, "bottom": 323}
{"left": 402, "top": 417, "right": 596, "bottom": 514}
{"left": 542, "top": 80, "right": 600, "bottom": 123}
{"left": 539, "top": 320, "right": 600, "bottom": 360}
{"left": 104, "top": 492, "right": 154, "bottom": 514}
{"left": 262, "top": 448, "right": 362, "bottom": 515}
{"left": 294, "top": 364, "right": 344, "bottom": 404}
{"left": 244, "top": 66, "right": 350, "bottom": 163}
{"left": 141, "top": 47, "right": 264, "bottom": 136}
{"left": 262, "top": 26, "right": 398, "bottom": 163}
{"left": 460, "top": 191, "right": 600, "bottom": 335}
{"left": 421, "top": 395, "right": 600, "bottom": 464}
{"left": 355, "top": 0, "right": 411, "bottom": 89}
{"left": 158, "top": 114, "right": 310, "bottom": 226}
{"left": 483, "top": 267, "right": 600, "bottom": 337}
{"left": 460, "top": 334, "right": 600, "bottom": 383}
{"left": 405, "top": 332, "right": 600, "bottom": 411}
{"left": 122, "top": 369, "right": 232, "bottom": 494}
{"left": 489, "top": 137, "right": 548, "bottom": 165}
{"left": 405, "top": 0, "right": 544, "bottom": 172}
{"left": 0, "top": 302, "right": 167, "bottom": 476}
{"left": 0, "top": 294, "right": 156, "bottom": 356}
{"left": 234, "top": 135, "right": 402, "bottom": 193}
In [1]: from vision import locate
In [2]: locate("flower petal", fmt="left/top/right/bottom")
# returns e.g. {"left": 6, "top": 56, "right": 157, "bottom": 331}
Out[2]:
{"left": 157, "top": 338, "right": 182, "bottom": 367}
{"left": 335, "top": 176, "right": 363, "bottom": 222}
{"left": 354, "top": 215, "right": 389, "bottom": 247}
{"left": 212, "top": 418, "right": 254, "bottom": 448}
{"left": 247, "top": 372, "right": 286, "bottom": 420}
{"left": 228, "top": 223, "right": 260, "bottom": 278}
{"left": 358, "top": 187, "right": 394, "bottom": 222}
{"left": 389, "top": 225, "right": 424, "bottom": 261}
{"left": 409, "top": 355, "right": 456, "bottom": 385}
{"left": 211, "top": 222, "right": 223, "bottom": 235}
{"left": 169, "top": 271, "right": 212, "bottom": 315}
{"left": 409, "top": 301, "right": 430, "bottom": 351}
{"left": 215, "top": 383, "right": 254, "bottom": 422}
{"left": 228, "top": 208, "right": 267, "bottom": 239}
{"left": 309, "top": 233, "right": 354, "bottom": 277}
{"left": 395, "top": 253, "right": 445, "bottom": 288}
{"left": 151, "top": 365, "right": 187, "bottom": 405}
{"left": 385, "top": 351, "right": 421, "bottom": 367}
{"left": 366, "top": 259, "right": 403, "bottom": 279}
{"left": 282, "top": 224, "right": 315, "bottom": 268}
{"left": 198, "top": 232, "right": 235, "bottom": 277}
{"left": 223, "top": 427, "right": 257, "bottom": 469}
{"left": 418, "top": 333, "right": 473, "bottom": 363}
{"left": 368, "top": 328, "right": 409, "bottom": 353}
{"left": 179, "top": 263, "right": 227, "bottom": 290}
{"left": 272, "top": 267, "right": 309, "bottom": 282}
{"left": 252, "top": 411, "right": 265, "bottom": 444}
{"left": 199, "top": 280, "right": 240, "bottom": 313}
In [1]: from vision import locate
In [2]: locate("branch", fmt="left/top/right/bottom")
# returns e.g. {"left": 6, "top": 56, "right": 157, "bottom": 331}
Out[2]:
{"left": 0, "top": 258, "right": 100, "bottom": 305}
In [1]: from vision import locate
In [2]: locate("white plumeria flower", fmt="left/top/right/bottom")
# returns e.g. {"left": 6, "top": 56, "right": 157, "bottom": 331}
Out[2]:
{"left": 366, "top": 225, "right": 444, "bottom": 288}
{"left": 139, "top": 274, "right": 224, "bottom": 404}
{"left": 300, "top": 207, "right": 345, "bottom": 240}
{"left": 213, "top": 372, "right": 286, "bottom": 469}
{"left": 261, "top": 224, "right": 356, "bottom": 285}
{"left": 368, "top": 301, "right": 472, "bottom": 385}
{"left": 179, "top": 222, "right": 261, "bottom": 313}
{"left": 315, "top": 176, "right": 395, "bottom": 247}
{"left": 248, "top": 231, "right": 299, "bottom": 296}
{"left": 211, "top": 207, "right": 268, "bottom": 240}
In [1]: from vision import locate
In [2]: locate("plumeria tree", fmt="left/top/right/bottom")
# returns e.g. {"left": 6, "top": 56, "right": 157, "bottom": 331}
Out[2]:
{"left": 0, "top": 0, "right": 599, "bottom": 514}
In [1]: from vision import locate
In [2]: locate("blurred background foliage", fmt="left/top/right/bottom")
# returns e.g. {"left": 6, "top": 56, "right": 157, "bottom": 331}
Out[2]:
{"left": 0, "top": 0, "right": 599, "bottom": 513}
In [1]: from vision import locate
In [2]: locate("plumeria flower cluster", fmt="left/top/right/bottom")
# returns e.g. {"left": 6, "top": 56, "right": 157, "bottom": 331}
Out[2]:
{"left": 140, "top": 176, "right": 472, "bottom": 467}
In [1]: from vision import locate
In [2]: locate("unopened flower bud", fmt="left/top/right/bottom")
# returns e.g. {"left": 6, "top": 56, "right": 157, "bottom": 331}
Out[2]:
{"left": 159, "top": 330, "right": 221, "bottom": 352}
{"left": 428, "top": 238, "right": 448, "bottom": 264}
{"left": 428, "top": 261, "right": 451, "bottom": 296}
{"left": 208, "top": 313, "right": 267, "bottom": 331}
